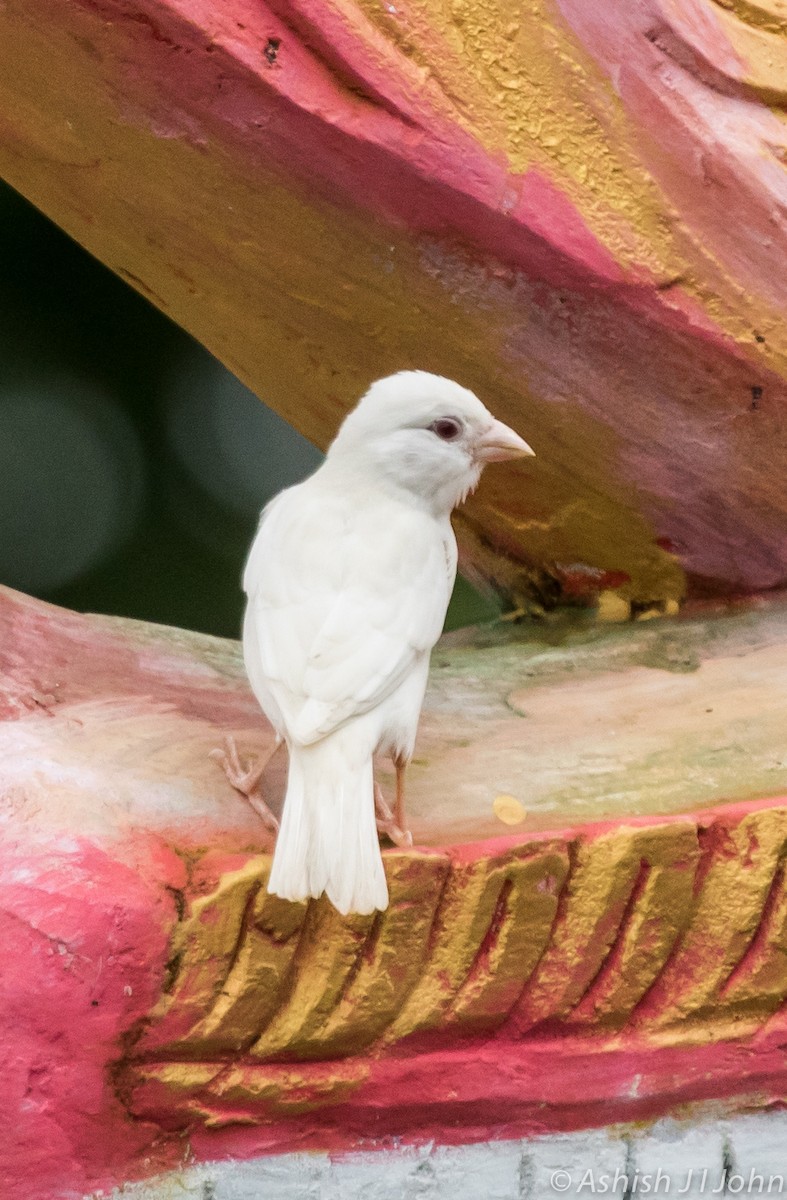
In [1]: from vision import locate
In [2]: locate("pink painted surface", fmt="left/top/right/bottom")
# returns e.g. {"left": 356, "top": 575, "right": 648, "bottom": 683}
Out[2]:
{"left": 6, "top": 0, "right": 787, "bottom": 1191}
{"left": 124, "top": 0, "right": 787, "bottom": 594}
{"left": 0, "top": 841, "right": 183, "bottom": 1200}
{"left": 119, "top": 0, "right": 787, "bottom": 598}
{"left": 127, "top": 798, "right": 787, "bottom": 1155}
{"left": 0, "top": 585, "right": 266, "bottom": 1199}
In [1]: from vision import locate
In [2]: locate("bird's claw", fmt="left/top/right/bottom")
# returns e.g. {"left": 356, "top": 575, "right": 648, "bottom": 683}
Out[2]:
{"left": 209, "top": 735, "right": 266, "bottom": 794}
{"left": 374, "top": 783, "right": 413, "bottom": 848}
{"left": 210, "top": 735, "right": 279, "bottom": 839}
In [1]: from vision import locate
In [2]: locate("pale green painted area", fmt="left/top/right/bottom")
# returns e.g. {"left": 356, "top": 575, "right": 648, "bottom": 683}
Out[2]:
{"left": 92, "top": 594, "right": 787, "bottom": 843}
{"left": 445, "top": 573, "right": 503, "bottom": 630}
{"left": 402, "top": 599, "right": 787, "bottom": 840}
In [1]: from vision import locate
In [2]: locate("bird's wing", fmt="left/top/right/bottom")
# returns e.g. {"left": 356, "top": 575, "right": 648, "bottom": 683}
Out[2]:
{"left": 243, "top": 483, "right": 455, "bottom": 745}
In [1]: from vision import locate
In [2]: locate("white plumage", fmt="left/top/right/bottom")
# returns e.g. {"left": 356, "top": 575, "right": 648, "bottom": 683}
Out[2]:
{"left": 239, "top": 371, "right": 533, "bottom": 915}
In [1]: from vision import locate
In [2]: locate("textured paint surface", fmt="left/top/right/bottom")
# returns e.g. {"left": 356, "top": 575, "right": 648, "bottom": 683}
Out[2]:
{"left": 5, "top": 586, "right": 787, "bottom": 1198}
{"left": 3, "top": 0, "right": 787, "bottom": 606}
{"left": 12, "top": 585, "right": 787, "bottom": 847}
{"left": 95, "top": 1110, "right": 787, "bottom": 1200}
{"left": 0, "top": 840, "right": 185, "bottom": 1200}
{"left": 122, "top": 800, "right": 787, "bottom": 1139}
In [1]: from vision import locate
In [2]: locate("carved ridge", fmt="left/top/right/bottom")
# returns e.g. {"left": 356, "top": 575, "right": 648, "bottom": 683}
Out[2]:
{"left": 123, "top": 798, "right": 787, "bottom": 1128}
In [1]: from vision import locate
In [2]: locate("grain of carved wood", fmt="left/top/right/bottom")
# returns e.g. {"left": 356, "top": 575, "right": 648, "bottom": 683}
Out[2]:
{"left": 4, "top": 0, "right": 787, "bottom": 605}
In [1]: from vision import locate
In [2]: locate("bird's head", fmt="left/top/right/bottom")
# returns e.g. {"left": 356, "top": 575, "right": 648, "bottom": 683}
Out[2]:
{"left": 327, "top": 371, "right": 534, "bottom": 514}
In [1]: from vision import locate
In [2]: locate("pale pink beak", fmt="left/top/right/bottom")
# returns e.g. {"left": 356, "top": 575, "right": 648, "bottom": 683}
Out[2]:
{"left": 476, "top": 418, "right": 535, "bottom": 463}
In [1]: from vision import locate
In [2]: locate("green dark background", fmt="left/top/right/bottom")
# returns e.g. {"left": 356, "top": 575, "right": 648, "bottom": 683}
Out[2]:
{"left": 0, "top": 179, "right": 498, "bottom": 639}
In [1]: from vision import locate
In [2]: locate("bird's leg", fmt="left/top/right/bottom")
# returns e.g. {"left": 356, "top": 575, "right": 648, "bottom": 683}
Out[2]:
{"left": 374, "top": 775, "right": 413, "bottom": 848}
{"left": 394, "top": 753, "right": 409, "bottom": 838}
{"left": 210, "top": 735, "right": 281, "bottom": 839}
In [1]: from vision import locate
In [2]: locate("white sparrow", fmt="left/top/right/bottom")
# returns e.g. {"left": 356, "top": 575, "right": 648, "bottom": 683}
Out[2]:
{"left": 215, "top": 371, "right": 534, "bottom": 914}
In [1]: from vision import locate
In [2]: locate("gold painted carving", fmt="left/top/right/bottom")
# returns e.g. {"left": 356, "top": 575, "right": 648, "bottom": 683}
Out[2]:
{"left": 126, "top": 805, "right": 787, "bottom": 1119}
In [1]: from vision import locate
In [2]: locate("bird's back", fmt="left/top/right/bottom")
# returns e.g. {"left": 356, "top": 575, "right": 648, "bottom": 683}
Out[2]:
{"left": 242, "top": 469, "right": 456, "bottom": 748}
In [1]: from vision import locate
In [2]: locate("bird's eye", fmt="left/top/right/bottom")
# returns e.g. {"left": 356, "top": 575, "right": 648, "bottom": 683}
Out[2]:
{"left": 429, "top": 417, "right": 463, "bottom": 441}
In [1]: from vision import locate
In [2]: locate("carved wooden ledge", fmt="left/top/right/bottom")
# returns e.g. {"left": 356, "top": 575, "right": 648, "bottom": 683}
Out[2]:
{"left": 4, "top": 582, "right": 787, "bottom": 1196}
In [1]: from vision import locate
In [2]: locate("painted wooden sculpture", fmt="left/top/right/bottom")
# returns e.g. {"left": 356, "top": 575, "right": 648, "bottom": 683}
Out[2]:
{"left": 3, "top": 0, "right": 787, "bottom": 1196}
{"left": 3, "top": 0, "right": 787, "bottom": 613}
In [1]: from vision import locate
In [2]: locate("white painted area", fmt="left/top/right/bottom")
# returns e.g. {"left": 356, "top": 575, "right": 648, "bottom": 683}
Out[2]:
{"left": 93, "top": 1109, "right": 787, "bottom": 1198}
{"left": 0, "top": 703, "right": 270, "bottom": 849}
{"left": 633, "top": 1119, "right": 727, "bottom": 1200}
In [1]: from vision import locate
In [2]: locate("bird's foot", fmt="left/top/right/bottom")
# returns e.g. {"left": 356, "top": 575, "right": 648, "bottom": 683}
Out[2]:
{"left": 374, "top": 783, "right": 413, "bottom": 848}
{"left": 210, "top": 735, "right": 280, "bottom": 840}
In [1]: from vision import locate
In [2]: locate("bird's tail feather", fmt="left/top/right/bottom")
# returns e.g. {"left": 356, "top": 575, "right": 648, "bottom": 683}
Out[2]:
{"left": 267, "top": 738, "right": 388, "bottom": 915}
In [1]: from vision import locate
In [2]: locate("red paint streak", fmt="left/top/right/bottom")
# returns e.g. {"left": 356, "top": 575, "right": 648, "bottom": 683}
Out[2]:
{"left": 655, "top": 536, "right": 680, "bottom": 554}
{"left": 166, "top": 1025, "right": 787, "bottom": 1160}
{"left": 553, "top": 562, "right": 632, "bottom": 597}
{"left": 720, "top": 858, "right": 786, "bottom": 997}
{"left": 513, "top": 170, "right": 625, "bottom": 284}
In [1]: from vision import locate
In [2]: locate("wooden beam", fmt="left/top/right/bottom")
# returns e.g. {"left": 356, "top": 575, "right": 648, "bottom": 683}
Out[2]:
{"left": 2, "top": 0, "right": 786, "bottom": 607}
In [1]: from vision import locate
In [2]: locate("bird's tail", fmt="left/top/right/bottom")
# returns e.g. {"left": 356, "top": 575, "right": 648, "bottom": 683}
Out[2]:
{"left": 267, "top": 736, "right": 388, "bottom": 915}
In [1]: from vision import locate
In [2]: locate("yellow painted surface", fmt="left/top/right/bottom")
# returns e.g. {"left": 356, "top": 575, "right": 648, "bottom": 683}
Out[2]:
{"left": 597, "top": 591, "right": 632, "bottom": 623}
{"left": 492, "top": 793, "right": 528, "bottom": 824}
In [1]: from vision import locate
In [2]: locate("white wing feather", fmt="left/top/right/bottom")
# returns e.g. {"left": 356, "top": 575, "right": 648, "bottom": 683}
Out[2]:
{"left": 243, "top": 480, "right": 455, "bottom": 746}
